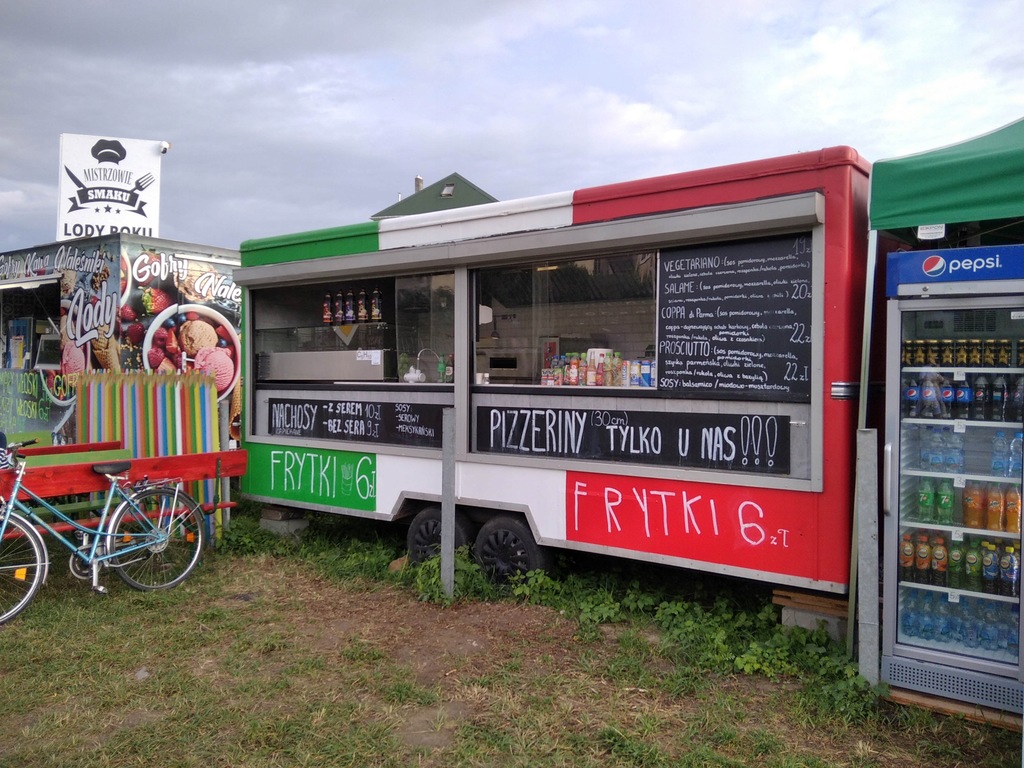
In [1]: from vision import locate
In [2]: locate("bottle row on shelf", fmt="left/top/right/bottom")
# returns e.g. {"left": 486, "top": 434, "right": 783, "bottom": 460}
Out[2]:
{"left": 908, "top": 476, "right": 1021, "bottom": 533}
{"left": 907, "top": 424, "right": 1024, "bottom": 478}
{"left": 901, "top": 370, "right": 1024, "bottom": 421}
{"left": 900, "top": 531, "right": 1019, "bottom": 596}
{"left": 321, "top": 287, "right": 383, "bottom": 325}
{"left": 900, "top": 589, "right": 1019, "bottom": 660}
{"left": 902, "top": 337, "right": 1021, "bottom": 369}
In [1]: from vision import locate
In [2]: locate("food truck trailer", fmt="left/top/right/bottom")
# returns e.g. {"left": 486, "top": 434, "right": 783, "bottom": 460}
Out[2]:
{"left": 234, "top": 146, "right": 870, "bottom": 591}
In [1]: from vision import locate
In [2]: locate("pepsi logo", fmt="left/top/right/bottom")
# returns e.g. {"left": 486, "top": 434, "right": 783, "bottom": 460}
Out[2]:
{"left": 922, "top": 255, "right": 946, "bottom": 277}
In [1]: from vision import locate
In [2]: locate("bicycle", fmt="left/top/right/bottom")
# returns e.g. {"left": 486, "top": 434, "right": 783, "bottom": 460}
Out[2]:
{"left": 0, "top": 438, "right": 206, "bottom": 624}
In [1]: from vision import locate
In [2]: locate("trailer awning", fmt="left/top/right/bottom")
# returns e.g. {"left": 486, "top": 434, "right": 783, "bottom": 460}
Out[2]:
{"left": 869, "top": 116, "right": 1024, "bottom": 239}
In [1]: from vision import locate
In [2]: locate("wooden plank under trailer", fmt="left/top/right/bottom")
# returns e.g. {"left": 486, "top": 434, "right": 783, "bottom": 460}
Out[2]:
{"left": 0, "top": 449, "right": 248, "bottom": 535}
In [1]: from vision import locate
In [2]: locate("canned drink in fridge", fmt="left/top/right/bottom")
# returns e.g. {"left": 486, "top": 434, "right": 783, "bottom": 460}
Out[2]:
{"left": 902, "top": 339, "right": 914, "bottom": 366}
{"left": 997, "top": 339, "right": 1012, "bottom": 366}
{"left": 912, "top": 339, "right": 927, "bottom": 366}
{"left": 939, "top": 340, "right": 955, "bottom": 366}
{"left": 954, "top": 339, "right": 969, "bottom": 367}
{"left": 967, "top": 339, "right": 983, "bottom": 366}
{"left": 925, "top": 340, "right": 940, "bottom": 367}
{"left": 983, "top": 339, "right": 997, "bottom": 367}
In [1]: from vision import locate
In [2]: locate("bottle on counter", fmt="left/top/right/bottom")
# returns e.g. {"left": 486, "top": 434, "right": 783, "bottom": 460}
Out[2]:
{"left": 357, "top": 288, "right": 368, "bottom": 322}
{"left": 323, "top": 292, "right": 334, "bottom": 324}
{"left": 585, "top": 356, "right": 596, "bottom": 387}
{"left": 444, "top": 354, "right": 454, "bottom": 383}
{"left": 567, "top": 353, "right": 580, "bottom": 386}
{"left": 371, "top": 287, "right": 382, "bottom": 322}
{"left": 344, "top": 289, "right": 355, "bottom": 323}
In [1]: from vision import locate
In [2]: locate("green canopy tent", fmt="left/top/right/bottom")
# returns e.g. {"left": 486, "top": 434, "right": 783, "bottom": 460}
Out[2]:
{"left": 869, "top": 117, "right": 1024, "bottom": 245}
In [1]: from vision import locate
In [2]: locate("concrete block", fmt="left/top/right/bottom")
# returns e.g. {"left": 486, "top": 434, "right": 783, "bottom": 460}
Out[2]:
{"left": 781, "top": 606, "right": 848, "bottom": 644}
{"left": 260, "top": 516, "right": 309, "bottom": 538}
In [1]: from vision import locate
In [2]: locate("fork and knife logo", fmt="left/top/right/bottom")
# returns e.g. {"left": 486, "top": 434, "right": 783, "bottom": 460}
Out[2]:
{"left": 63, "top": 165, "right": 154, "bottom": 217}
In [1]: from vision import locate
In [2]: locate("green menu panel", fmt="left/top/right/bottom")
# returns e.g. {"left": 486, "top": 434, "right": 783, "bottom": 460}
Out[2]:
{"left": 243, "top": 442, "right": 376, "bottom": 512}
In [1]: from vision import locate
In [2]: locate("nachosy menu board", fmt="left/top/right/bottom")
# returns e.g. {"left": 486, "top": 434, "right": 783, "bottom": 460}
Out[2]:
{"left": 267, "top": 397, "right": 443, "bottom": 449}
{"left": 658, "top": 233, "right": 813, "bottom": 402}
{"left": 476, "top": 406, "right": 789, "bottom": 474}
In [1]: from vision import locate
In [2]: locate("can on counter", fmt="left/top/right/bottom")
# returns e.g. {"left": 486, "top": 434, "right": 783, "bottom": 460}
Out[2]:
{"left": 621, "top": 358, "right": 631, "bottom": 387}
{"left": 640, "top": 359, "right": 652, "bottom": 387}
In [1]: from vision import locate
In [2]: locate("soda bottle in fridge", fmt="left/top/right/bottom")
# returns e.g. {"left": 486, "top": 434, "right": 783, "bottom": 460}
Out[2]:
{"left": 1010, "top": 376, "right": 1024, "bottom": 422}
{"left": 965, "top": 538, "right": 983, "bottom": 592}
{"left": 999, "top": 546, "right": 1020, "bottom": 597}
{"left": 954, "top": 379, "right": 973, "bottom": 419}
{"left": 1005, "top": 484, "right": 1022, "bottom": 535}
{"left": 991, "top": 374, "right": 1009, "bottom": 421}
{"left": 903, "top": 377, "right": 920, "bottom": 417}
{"left": 962, "top": 480, "right": 984, "bottom": 528}
{"left": 899, "top": 533, "right": 916, "bottom": 582}
{"left": 982, "top": 542, "right": 1001, "bottom": 594}
{"left": 972, "top": 373, "right": 990, "bottom": 420}
{"left": 914, "top": 533, "right": 932, "bottom": 584}
{"left": 930, "top": 536, "right": 949, "bottom": 587}
{"left": 917, "top": 477, "right": 936, "bottom": 522}
{"left": 935, "top": 478, "right": 954, "bottom": 524}
{"left": 985, "top": 483, "right": 1006, "bottom": 531}
{"left": 947, "top": 539, "right": 965, "bottom": 589}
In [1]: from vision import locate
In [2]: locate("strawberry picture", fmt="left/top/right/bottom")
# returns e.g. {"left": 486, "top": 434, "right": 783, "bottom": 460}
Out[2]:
{"left": 141, "top": 287, "right": 173, "bottom": 315}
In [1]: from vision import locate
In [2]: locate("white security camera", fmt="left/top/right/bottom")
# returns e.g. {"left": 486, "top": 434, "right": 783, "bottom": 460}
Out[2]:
{"left": 159, "top": 141, "right": 171, "bottom": 154}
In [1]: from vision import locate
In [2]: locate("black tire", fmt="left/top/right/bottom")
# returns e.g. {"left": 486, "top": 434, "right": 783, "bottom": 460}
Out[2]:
{"left": 107, "top": 487, "right": 205, "bottom": 591}
{"left": 474, "top": 514, "right": 552, "bottom": 581}
{"left": 406, "top": 505, "right": 475, "bottom": 563}
{"left": 0, "top": 512, "right": 47, "bottom": 624}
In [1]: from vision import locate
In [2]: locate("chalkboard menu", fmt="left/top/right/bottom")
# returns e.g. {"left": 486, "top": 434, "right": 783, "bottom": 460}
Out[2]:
{"left": 476, "top": 405, "right": 789, "bottom": 474}
{"left": 267, "top": 397, "right": 444, "bottom": 449}
{"left": 657, "top": 233, "right": 813, "bottom": 402}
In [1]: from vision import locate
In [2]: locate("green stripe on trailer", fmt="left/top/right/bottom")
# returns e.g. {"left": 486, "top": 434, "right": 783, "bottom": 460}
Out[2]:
{"left": 240, "top": 221, "right": 379, "bottom": 267}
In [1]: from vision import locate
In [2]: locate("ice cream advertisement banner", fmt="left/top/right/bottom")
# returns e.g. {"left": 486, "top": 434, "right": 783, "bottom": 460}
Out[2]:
{"left": 0, "top": 237, "right": 240, "bottom": 443}
{"left": 56, "top": 133, "right": 166, "bottom": 241}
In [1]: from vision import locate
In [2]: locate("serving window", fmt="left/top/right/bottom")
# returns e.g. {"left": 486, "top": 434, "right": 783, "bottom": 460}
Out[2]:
{"left": 475, "top": 251, "right": 657, "bottom": 385}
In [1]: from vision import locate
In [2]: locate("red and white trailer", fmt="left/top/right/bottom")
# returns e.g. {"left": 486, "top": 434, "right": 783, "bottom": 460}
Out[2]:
{"left": 236, "top": 147, "right": 870, "bottom": 593}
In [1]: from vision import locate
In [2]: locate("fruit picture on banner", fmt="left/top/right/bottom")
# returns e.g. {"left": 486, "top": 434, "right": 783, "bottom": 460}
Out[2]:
{"left": 35, "top": 241, "right": 242, "bottom": 439}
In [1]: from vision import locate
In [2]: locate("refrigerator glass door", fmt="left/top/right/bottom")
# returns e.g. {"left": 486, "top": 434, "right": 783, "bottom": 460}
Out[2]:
{"left": 895, "top": 303, "right": 1022, "bottom": 669}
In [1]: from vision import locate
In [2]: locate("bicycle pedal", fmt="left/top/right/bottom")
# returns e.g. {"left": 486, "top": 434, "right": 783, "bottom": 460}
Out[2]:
{"left": 91, "top": 585, "right": 108, "bottom": 595}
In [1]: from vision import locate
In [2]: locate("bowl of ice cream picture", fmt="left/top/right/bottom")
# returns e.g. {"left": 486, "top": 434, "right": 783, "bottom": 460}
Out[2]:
{"left": 143, "top": 303, "right": 240, "bottom": 400}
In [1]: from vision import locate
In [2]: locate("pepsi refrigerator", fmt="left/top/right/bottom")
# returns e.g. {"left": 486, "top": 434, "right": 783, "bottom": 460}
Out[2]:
{"left": 882, "top": 244, "right": 1024, "bottom": 712}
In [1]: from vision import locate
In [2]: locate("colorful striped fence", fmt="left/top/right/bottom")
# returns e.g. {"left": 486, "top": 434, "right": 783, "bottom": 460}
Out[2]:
{"left": 75, "top": 371, "right": 227, "bottom": 539}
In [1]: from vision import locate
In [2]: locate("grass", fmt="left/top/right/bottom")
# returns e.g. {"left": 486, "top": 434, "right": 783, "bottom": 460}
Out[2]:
{"left": 0, "top": 507, "right": 1019, "bottom": 766}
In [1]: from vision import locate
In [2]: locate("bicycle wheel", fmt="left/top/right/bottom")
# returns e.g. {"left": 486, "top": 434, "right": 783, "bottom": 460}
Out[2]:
{"left": 107, "top": 487, "right": 205, "bottom": 590}
{"left": 0, "top": 512, "right": 47, "bottom": 623}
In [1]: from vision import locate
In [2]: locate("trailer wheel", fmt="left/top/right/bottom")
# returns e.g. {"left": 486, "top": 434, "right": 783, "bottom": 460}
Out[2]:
{"left": 475, "top": 514, "right": 552, "bottom": 581}
{"left": 406, "top": 505, "right": 475, "bottom": 563}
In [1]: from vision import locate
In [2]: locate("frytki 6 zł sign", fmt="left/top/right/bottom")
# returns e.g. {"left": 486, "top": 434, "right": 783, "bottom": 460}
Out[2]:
{"left": 476, "top": 406, "right": 789, "bottom": 474}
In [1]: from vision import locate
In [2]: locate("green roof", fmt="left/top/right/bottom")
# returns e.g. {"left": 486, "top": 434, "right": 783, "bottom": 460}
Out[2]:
{"left": 371, "top": 173, "right": 497, "bottom": 219}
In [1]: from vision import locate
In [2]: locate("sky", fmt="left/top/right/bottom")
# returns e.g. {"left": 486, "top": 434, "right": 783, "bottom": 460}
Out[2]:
{"left": 1, "top": 0, "right": 1023, "bottom": 253}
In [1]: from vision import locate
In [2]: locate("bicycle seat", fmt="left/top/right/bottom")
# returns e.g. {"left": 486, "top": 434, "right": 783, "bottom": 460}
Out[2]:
{"left": 92, "top": 461, "right": 132, "bottom": 475}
